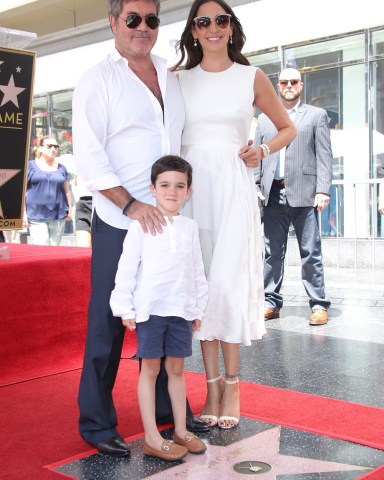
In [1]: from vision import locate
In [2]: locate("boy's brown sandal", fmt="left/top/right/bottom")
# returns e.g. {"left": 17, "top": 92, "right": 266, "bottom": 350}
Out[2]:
{"left": 173, "top": 432, "right": 207, "bottom": 454}
{"left": 143, "top": 440, "right": 188, "bottom": 461}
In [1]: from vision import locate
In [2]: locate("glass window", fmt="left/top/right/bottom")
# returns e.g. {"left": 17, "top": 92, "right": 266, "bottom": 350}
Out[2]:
{"left": 284, "top": 33, "right": 365, "bottom": 69}
{"left": 51, "top": 90, "right": 73, "bottom": 112}
{"left": 30, "top": 95, "right": 48, "bottom": 159}
{"left": 247, "top": 49, "right": 281, "bottom": 76}
{"left": 53, "top": 112, "right": 73, "bottom": 154}
{"left": 32, "top": 95, "right": 48, "bottom": 116}
{"left": 30, "top": 90, "right": 74, "bottom": 159}
{"left": 371, "top": 29, "right": 384, "bottom": 57}
{"left": 248, "top": 51, "right": 281, "bottom": 118}
{"left": 371, "top": 53, "right": 384, "bottom": 237}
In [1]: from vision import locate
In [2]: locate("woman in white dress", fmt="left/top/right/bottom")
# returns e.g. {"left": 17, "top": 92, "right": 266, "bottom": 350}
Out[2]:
{"left": 174, "top": 0, "right": 296, "bottom": 429}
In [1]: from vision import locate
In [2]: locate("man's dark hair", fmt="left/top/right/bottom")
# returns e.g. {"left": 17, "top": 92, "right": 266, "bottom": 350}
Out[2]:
{"left": 151, "top": 155, "right": 193, "bottom": 188}
{"left": 107, "top": 0, "right": 160, "bottom": 20}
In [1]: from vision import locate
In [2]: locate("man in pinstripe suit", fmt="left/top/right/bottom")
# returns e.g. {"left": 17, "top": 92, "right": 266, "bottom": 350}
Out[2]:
{"left": 254, "top": 68, "right": 332, "bottom": 325}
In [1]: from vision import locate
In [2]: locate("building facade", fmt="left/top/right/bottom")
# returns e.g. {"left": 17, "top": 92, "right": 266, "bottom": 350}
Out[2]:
{"left": 28, "top": 1, "right": 384, "bottom": 240}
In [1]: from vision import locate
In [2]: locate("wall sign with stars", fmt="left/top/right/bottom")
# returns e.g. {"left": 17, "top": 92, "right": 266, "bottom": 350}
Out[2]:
{"left": 0, "top": 46, "right": 35, "bottom": 230}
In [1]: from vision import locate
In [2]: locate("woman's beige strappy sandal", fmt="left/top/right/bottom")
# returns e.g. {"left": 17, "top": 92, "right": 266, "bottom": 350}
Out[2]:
{"left": 218, "top": 377, "right": 240, "bottom": 430}
{"left": 199, "top": 375, "right": 223, "bottom": 427}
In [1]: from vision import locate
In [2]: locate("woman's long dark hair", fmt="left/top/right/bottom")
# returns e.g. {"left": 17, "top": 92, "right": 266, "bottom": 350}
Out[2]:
{"left": 172, "top": 0, "right": 250, "bottom": 71}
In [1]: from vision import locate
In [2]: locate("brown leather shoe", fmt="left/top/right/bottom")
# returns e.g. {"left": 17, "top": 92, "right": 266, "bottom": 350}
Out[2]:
{"left": 143, "top": 439, "right": 188, "bottom": 461}
{"left": 309, "top": 309, "right": 328, "bottom": 325}
{"left": 173, "top": 432, "right": 207, "bottom": 454}
{"left": 264, "top": 307, "right": 280, "bottom": 320}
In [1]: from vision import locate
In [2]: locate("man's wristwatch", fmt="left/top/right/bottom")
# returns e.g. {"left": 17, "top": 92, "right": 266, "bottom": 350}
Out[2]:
{"left": 122, "top": 197, "right": 136, "bottom": 216}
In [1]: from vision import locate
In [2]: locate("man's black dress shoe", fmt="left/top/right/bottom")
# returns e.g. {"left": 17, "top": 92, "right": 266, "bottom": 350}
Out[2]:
{"left": 186, "top": 415, "right": 210, "bottom": 433}
{"left": 96, "top": 435, "right": 130, "bottom": 457}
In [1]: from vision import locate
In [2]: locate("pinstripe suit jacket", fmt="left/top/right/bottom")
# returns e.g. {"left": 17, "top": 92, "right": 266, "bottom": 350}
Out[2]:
{"left": 254, "top": 103, "right": 333, "bottom": 207}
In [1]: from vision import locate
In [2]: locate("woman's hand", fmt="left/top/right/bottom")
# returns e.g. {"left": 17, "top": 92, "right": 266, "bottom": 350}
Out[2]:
{"left": 239, "top": 140, "right": 263, "bottom": 168}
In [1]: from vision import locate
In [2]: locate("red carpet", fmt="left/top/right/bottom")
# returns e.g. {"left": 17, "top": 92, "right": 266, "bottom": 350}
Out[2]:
{"left": 0, "top": 243, "right": 136, "bottom": 386}
{"left": 240, "top": 381, "right": 384, "bottom": 451}
{"left": 1, "top": 244, "right": 383, "bottom": 479}
{"left": 2, "top": 359, "right": 384, "bottom": 480}
{"left": 0, "top": 361, "right": 141, "bottom": 480}
{"left": 358, "top": 467, "right": 384, "bottom": 480}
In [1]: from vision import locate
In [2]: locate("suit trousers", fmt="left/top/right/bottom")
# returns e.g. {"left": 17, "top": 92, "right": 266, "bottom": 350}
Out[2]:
{"left": 263, "top": 184, "right": 331, "bottom": 311}
{"left": 78, "top": 212, "right": 126, "bottom": 444}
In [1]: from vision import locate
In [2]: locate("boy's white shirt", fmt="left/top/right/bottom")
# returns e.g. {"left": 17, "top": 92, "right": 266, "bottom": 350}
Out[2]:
{"left": 110, "top": 215, "right": 208, "bottom": 323}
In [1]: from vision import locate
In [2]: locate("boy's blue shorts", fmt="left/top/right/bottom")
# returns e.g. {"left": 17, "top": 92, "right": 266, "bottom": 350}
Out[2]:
{"left": 136, "top": 315, "right": 193, "bottom": 359}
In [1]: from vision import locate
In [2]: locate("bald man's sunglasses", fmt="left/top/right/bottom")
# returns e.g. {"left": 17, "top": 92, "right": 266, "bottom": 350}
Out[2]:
{"left": 193, "top": 14, "right": 232, "bottom": 30}
{"left": 120, "top": 14, "right": 160, "bottom": 30}
{"left": 279, "top": 79, "right": 300, "bottom": 86}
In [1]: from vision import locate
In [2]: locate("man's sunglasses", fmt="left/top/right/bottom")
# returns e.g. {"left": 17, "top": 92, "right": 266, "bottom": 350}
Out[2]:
{"left": 193, "top": 14, "right": 232, "bottom": 30}
{"left": 279, "top": 79, "right": 301, "bottom": 86}
{"left": 44, "top": 144, "right": 59, "bottom": 149}
{"left": 120, "top": 14, "right": 160, "bottom": 30}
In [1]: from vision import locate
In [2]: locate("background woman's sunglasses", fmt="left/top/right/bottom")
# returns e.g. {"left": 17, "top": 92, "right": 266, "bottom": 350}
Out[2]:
{"left": 193, "top": 14, "right": 231, "bottom": 30}
{"left": 121, "top": 14, "right": 160, "bottom": 30}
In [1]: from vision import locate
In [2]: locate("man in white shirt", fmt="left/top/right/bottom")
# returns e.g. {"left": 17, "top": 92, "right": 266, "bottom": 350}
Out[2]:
{"left": 72, "top": 0, "right": 207, "bottom": 458}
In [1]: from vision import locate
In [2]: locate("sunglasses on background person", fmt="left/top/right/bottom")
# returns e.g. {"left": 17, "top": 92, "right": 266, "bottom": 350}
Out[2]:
{"left": 43, "top": 144, "right": 59, "bottom": 150}
{"left": 120, "top": 13, "right": 160, "bottom": 30}
{"left": 279, "top": 79, "right": 301, "bottom": 86}
{"left": 193, "top": 14, "right": 232, "bottom": 30}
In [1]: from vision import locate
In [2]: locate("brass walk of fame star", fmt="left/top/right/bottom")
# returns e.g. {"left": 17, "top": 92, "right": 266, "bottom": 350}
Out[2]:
{"left": 234, "top": 461, "right": 271, "bottom": 474}
{"left": 146, "top": 427, "right": 370, "bottom": 479}
{"left": 0, "top": 74, "right": 26, "bottom": 108}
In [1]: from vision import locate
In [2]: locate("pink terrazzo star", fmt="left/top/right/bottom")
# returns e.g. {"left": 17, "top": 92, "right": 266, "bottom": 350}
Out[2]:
{"left": 148, "top": 427, "right": 369, "bottom": 479}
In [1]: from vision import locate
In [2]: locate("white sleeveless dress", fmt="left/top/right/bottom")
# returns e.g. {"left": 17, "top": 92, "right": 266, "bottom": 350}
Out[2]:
{"left": 179, "top": 63, "right": 266, "bottom": 346}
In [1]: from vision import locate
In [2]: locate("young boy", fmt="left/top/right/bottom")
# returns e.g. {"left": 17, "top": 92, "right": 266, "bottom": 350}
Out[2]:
{"left": 110, "top": 155, "right": 208, "bottom": 461}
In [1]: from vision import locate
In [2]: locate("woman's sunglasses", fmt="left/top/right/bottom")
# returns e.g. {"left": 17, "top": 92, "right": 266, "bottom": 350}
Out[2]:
{"left": 193, "top": 14, "right": 232, "bottom": 30}
{"left": 120, "top": 14, "right": 160, "bottom": 30}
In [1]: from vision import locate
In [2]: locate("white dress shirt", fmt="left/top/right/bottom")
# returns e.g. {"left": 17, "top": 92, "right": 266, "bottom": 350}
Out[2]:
{"left": 72, "top": 48, "right": 185, "bottom": 229}
{"left": 275, "top": 105, "right": 298, "bottom": 180}
{"left": 110, "top": 215, "right": 209, "bottom": 323}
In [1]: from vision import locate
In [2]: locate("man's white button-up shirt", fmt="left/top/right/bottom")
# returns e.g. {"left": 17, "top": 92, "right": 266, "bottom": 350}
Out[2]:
{"left": 72, "top": 49, "right": 185, "bottom": 229}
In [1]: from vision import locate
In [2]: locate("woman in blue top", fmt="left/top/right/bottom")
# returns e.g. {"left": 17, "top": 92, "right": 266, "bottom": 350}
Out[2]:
{"left": 26, "top": 136, "right": 72, "bottom": 246}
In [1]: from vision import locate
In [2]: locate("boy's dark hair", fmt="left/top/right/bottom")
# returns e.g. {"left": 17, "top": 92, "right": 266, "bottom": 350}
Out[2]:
{"left": 151, "top": 155, "right": 193, "bottom": 188}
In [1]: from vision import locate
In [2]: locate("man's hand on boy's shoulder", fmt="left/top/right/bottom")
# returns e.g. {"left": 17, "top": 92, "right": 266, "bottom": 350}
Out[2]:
{"left": 192, "top": 319, "right": 201, "bottom": 331}
{"left": 127, "top": 200, "right": 166, "bottom": 236}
